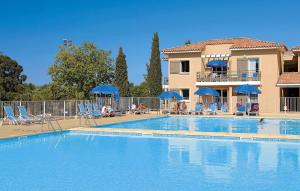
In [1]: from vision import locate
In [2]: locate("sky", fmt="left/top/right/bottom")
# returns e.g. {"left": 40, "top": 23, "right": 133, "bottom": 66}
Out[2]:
{"left": 0, "top": 0, "right": 300, "bottom": 85}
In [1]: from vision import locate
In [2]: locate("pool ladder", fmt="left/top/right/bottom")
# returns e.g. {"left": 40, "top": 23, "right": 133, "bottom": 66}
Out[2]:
{"left": 80, "top": 116, "right": 98, "bottom": 127}
{"left": 46, "top": 117, "right": 63, "bottom": 132}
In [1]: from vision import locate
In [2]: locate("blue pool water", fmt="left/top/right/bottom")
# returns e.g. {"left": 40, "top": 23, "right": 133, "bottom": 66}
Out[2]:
{"left": 97, "top": 116, "right": 300, "bottom": 135}
{"left": 0, "top": 131, "right": 300, "bottom": 191}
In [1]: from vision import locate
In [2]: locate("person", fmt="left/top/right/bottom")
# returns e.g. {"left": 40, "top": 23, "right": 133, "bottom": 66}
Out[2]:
{"left": 173, "top": 102, "right": 179, "bottom": 114}
{"left": 138, "top": 103, "right": 147, "bottom": 114}
{"left": 107, "top": 106, "right": 115, "bottom": 117}
{"left": 181, "top": 101, "right": 187, "bottom": 114}
{"left": 237, "top": 98, "right": 243, "bottom": 108}
{"left": 258, "top": 118, "right": 265, "bottom": 123}
{"left": 101, "top": 105, "right": 109, "bottom": 117}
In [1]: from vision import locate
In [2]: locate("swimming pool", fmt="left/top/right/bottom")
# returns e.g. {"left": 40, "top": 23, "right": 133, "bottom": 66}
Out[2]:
{"left": 0, "top": 131, "right": 300, "bottom": 191}
{"left": 97, "top": 116, "right": 300, "bottom": 136}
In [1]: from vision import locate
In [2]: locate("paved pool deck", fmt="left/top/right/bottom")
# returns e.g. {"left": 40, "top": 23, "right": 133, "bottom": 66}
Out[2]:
{"left": 1, "top": 112, "right": 300, "bottom": 140}
{"left": 0, "top": 113, "right": 160, "bottom": 139}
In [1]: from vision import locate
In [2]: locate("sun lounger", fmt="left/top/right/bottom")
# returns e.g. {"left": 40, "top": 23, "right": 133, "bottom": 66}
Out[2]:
{"left": 18, "top": 106, "right": 44, "bottom": 123}
{"left": 86, "top": 103, "right": 102, "bottom": 118}
{"left": 4, "top": 106, "right": 30, "bottom": 125}
{"left": 78, "top": 103, "right": 90, "bottom": 118}
{"left": 236, "top": 104, "right": 246, "bottom": 116}
{"left": 4, "top": 106, "right": 19, "bottom": 125}
{"left": 206, "top": 103, "right": 217, "bottom": 115}
{"left": 191, "top": 103, "right": 203, "bottom": 115}
{"left": 249, "top": 103, "right": 259, "bottom": 116}
{"left": 221, "top": 103, "right": 228, "bottom": 112}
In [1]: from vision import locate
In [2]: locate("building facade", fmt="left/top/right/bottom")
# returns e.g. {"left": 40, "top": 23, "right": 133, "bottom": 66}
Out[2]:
{"left": 162, "top": 38, "right": 300, "bottom": 114}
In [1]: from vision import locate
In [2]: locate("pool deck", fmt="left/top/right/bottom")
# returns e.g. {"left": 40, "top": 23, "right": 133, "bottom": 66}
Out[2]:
{"left": 0, "top": 113, "right": 160, "bottom": 139}
{"left": 1, "top": 112, "right": 300, "bottom": 140}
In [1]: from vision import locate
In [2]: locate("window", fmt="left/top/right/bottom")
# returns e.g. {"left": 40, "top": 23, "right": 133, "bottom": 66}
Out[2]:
{"left": 181, "top": 89, "right": 190, "bottom": 100}
{"left": 248, "top": 58, "right": 259, "bottom": 72}
{"left": 181, "top": 61, "right": 190, "bottom": 73}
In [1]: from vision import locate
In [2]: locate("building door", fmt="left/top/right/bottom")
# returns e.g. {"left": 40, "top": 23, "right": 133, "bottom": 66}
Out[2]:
{"left": 214, "top": 89, "right": 228, "bottom": 110}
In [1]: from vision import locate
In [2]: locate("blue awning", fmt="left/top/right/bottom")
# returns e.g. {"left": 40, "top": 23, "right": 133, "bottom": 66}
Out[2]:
{"left": 194, "top": 87, "right": 220, "bottom": 96}
{"left": 159, "top": 91, "right": 183, "bottom": 100}
{"left": 234, "top": 84, "right": 261, "bottom": 95}
{"left": 207, "top": 60, "right": 227, "bottom": 68}
{"left": 91, "top": 85, "right": 120, "bottom": 101}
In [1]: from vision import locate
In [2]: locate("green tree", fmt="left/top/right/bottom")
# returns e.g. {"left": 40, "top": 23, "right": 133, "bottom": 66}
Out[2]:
{"left": 185, "top": 40, "right": 191, "bottom": 45}
{"left": 31, "top": 84, "right": 56, "bottom": 101}
{"left": 48, "top": 42, "right": 114, "bottom": 99}
{"left": 147, "top": 32, "right": 162, "bottom": 96}
{"left": 0, "top": 54, "right": 27, "bottom": 101}
{"left": 114, "top": 47, "right": 130, "bottom": 96}
{"left": 129, "top": 82, "right": 149, "bottom": 97}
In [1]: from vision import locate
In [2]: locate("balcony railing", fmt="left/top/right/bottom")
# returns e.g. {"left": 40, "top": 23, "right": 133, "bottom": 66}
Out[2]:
{"left": 280, "top": 97, "right": 300, "bottom": 112}
{"left": 196, "top": 70, "right": 261, "bottom": 82}
{"left": 162, "top": 77, "right": 169, "bottom": 85}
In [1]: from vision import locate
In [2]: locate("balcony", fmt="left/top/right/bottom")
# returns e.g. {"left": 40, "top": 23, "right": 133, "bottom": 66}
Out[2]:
{"left": 196, "top": 70, "right": 261, "bottom": 82}
{"left": 162, "top": 77, "right": 169, "bottom": 85}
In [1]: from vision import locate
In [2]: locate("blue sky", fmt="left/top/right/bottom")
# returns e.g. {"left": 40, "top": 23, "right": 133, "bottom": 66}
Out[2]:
{"left": 0, "top": 0, "right": 300, "bottom": 85}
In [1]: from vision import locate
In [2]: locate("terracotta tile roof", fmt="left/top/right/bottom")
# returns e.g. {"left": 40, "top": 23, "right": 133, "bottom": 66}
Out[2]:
{"left": 292, "top": 46, "right": 300, "bottom": 51}
{"left": 162, "top": 37, "right": 286, "bottom": 53}
{"left": 277, "top": 72, "right": 300, "bottom": 84}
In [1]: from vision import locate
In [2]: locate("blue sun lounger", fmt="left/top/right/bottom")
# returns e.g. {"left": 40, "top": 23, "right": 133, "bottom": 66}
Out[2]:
{"left": 18, "top": 106, "right": 43, "bottom": 123}
{"left": 206, "top": 103, "right": 217, "bottom": 115}
{"left": 236, "top": 104, "right": 246, "bottom": 116}
{"left": 86, "top": 103, "right": 102, "bottom": 118}
{"left": 191, "top": 103, "right": 203, "bottom": 115}
{"left": 4, "top": 106, "right": 19, "bottom": 125}
{"left": 78, "top": 103, "right": 89, "bottom": 117}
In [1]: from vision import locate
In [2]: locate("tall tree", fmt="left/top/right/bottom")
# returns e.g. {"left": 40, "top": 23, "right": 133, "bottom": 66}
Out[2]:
{"left": 147, "top": 32, "right": 162, "bottom": 96}
{"left": 48, "top": 42, "right": 114, "bottom": 99}
{"left": 0, "top": 54, "right": 27, "bottom": 100}
{"left": 114, "top": 47, "right": 130, "bottom": 96}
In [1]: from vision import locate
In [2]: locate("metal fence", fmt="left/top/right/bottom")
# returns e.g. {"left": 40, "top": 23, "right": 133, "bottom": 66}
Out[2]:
{"left": 280, "top": 97, "right": 300, "bottom": 112}
{"left": 0, "top": 97, "right": 160, "bottom": 119}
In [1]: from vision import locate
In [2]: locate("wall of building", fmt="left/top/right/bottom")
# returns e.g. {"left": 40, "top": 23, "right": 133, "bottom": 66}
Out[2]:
{"left": 167, "top": 52, "right": 202, "bottom": 109}
{"left": 231, "top": 49, "right": 283, "bottom": 113}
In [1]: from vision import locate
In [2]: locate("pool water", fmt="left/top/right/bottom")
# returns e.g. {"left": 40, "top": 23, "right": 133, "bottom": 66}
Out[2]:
{"left": 97, "top": 116, "right": 300, "bottom": 135}
{"left": 0, "top": 131, "right": 300, "bottom": 191}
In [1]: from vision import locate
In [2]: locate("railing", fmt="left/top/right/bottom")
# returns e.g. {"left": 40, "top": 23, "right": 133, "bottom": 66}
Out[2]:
{"left": 162, "top": 77, "right": 169, "bottom": 85}
{"left": 0, "top": 97, "right": 161, "bottom": 119}
{"left": 196, "top": 70, "right": 261, "bottom": 82}
{"left": 280, "top": 97, "right": 300, "bottom": 112}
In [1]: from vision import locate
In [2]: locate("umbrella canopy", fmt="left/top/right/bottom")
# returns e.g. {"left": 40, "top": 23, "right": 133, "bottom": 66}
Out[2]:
{"left": 234, "top": 84, "right": 261, "bottom": 95}
{"left": 207, "top": 60, "right": 227, "bottom": 68}
{"left": 194, "top": 87, "right": 220, "bottom": 96}
{"left": 159, "top": 91, "right": 183, "bottom": 100}
{"left": 91, "top": 85, "right": 120, "bottom": 101}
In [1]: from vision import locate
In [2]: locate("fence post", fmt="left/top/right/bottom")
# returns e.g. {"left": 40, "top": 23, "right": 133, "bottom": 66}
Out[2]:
{"left": 63, "top": 100, "right": 66, "bottom": 120}
{"left": 284, "top": 97, "right": 287, "bottom": 114}
{"left": 43, "top": 101, "right": 46, "bottom": 117}
{"left": 75, "top": 100, "right": 78, "bottom": 119}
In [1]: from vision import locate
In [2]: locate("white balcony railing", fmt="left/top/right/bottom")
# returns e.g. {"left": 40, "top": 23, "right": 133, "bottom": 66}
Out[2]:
{"left": 196, "top": 70, "right": 261, "bottom": 82}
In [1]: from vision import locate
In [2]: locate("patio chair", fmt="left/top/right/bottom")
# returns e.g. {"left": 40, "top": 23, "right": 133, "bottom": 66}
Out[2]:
{"left": 4, "top": 106, "right": 19, "bottom": 125}
{"left": 253, "top": 72, "right": 258, "bottom": 80}
{"left": 241, "top": 73, "right": 248, "bottom": 81}
{"left": 78, "top": 103, "right": 89, "bottom": 117}
{"left": 191, "top": 103, "right": 203, "bottom": 115}
{"left": 221, "top": 103, "right": 228, "bottom": 112}
{"left": 249, "top": 103, "right": 259, "bottom": 116}
{"left": 206, "top": 103, "right": 217, "bottom": 115}
{"left": 18, "top": 106, "right": 44, "bottom": 123}
{"left": 86, "top": 103, "right": 102, "bottom": 118}
{"left": 235, "top": 104, "right": 246, "bottom": 116}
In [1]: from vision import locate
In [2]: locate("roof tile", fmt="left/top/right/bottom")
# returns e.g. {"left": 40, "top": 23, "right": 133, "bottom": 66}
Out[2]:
{"left": 277, "top": 72, "right": 300, "bottom": 84}
{"left": 162, "top": 37, "right": 286, "bottom": 53}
